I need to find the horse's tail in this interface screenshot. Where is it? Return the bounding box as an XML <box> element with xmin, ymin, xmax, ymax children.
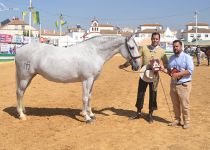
<box><xmin>15</xmin><ymin>59</ymin><xmax>19</xmax><ymax>94</ymax></box>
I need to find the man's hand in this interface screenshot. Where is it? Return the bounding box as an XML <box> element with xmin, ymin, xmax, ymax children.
<box><xmin>159</xmin><ymin>64</ymin><xmax>168</xmax><ymax>73</ymax></box>
<box><xmin>171</xmin><ymin>72</ymin><xmax>181</xmax><ymax>80</ymax></box>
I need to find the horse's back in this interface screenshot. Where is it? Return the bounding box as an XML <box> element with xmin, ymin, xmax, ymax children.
<box><xmin>16</xmin><ymin>43</ymin><xmax>44</xmax><ymax>62</ymax></box>
<box><xmin>15</xmin><ymin>43</ymin><xmax>103</xmax><ymax>83</ymax></box>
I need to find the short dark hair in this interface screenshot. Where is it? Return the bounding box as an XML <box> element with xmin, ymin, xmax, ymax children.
<box><xmin>151</xmin><ymin>32</ymin><xmax>160</xmax><ymax>39</ymax></box>
<box><xmin>173</xmin><ymin>40</ymin><xmax>182</xmax><ymax>46</ymax></box>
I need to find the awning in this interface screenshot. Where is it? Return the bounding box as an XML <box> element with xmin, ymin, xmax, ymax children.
<box><xmin>183</xmin><ymin>40</ymin><xmax>210</xmax><ymax>47</ymax></box>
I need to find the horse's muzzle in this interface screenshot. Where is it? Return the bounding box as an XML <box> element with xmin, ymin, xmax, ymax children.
<box><xmin>132</xmin><ymin>65</ymin><xmax>139</xmax><ymax>71</ymax></box>
<box><xmin>131</xmin><ymin>61</ymin><xmax>140</xmax><ymax>71</ymax></box>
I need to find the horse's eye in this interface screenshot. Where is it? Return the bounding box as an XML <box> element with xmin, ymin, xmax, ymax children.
<box><xmin>129</xmin><ymin>46</ymin><xmax>134</xmax><ymax>50</ymax></box>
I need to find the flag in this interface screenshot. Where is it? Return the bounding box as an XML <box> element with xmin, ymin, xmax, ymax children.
<box><xmin>32</xmin><ymin>11</ymin><xmax>40</xmax><ymax>24</ymax></box>
<box><xmin>61</xmin><ymin>20</ymin><xmax>67</xmax><ymax>26</ymax></box>
<box><xmin>22</xmin><ymin>11</ymin><xmax>28</xmax><ymax>21</ymax></box>
<box><xmin>55</xmin><ymin>20</ymin><xmax>67</xmax><ymax>29</ymax></box>
<box><xmin>55</xmin><ymin>20</ymin><xmax>59</xmax><ymax>29</ymax></box>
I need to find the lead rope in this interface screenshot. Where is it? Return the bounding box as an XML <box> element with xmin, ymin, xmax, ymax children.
<box><xmin>121</xmin><ymin>68</ymin><xmax>143</xmax><ymax>73</ymax></box>
<box><xmin>159</xmin><ymin>75</ymin><xmax>173</xmax><ymax>121</ymax></box>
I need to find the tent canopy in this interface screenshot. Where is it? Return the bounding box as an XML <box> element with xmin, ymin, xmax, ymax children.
<box><xmin>183</xmin><ymin>40</ymin><xmax>210</xmax><ymax>47</ymax></box>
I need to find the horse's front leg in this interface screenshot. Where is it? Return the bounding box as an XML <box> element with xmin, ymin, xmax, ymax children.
<box><xmin>82</xmin><ymin>78</ymin><xmax>94</xmax><ymax>123</ymax></box>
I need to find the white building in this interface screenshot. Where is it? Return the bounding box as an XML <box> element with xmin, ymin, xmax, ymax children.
<box><xmin>68</xmin><ymin>25</ymin><xmax>86</xmax><ymax>44</ymax></box>
<box><xmin>134</xmin><ymin>24</ymin><xmax>164</xmax><ymax>46</ymax></box>
<box><xmin>0</xmin><ymin>17</ymin><xmax>39</xmax><ymax>54</ymax></box>
<box><xmin>0</xmin><ymin>17</ymin><xmax>39</xmax><ymax>37</ymax></box>
<box><xmin>121</xmin><ymin>27</ymin><xmax>134</xmax><ymax>33</ymax></box>
<box><xmin>83</xmin><ymin>19</ymin><xmax>120</xmax><ymax>40</ymax></box>
<box><xmin>181</xmin><ymin>22</ymin><xmax>210</xmax><ymax>42</ymax></box>
<box><xmin>40</xmin><ymin>25</ymin><xmax>86</xmax><ymax>47</ymax></box>
<box><xmin>40</xmin><ymin>30</ymin><xmax>71</xmax><ymax>47</ymax></box>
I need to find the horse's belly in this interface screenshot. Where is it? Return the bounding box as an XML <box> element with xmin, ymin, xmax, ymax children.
<box><xmin>38</xmin><ymin>69</ymin><xmax>81</xmax><ymax>83</ymax></box>
<box><xmin>35</xmin><ymin>56</ymin><xmax>101</xmax><ymax>83</ymax></box>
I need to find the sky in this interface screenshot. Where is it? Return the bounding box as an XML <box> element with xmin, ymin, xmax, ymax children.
<box><xmin>0</xmin><ymin>0</ymin><xmax>210</xmax><ymax>31</ymax></box>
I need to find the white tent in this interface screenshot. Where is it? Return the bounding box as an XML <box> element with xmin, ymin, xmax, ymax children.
<box><xmin>161</xmin><ymin>27</ymin><xmax>177</xmax><ymax>43</ymax></box>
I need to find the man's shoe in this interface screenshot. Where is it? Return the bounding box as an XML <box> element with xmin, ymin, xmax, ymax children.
<box><xmin>129</xmin><ymin>113</ymin><xmax>141</xmax><ymax>120</ymax></box>
<box><xmin>168</xmin><ymin>121</ymin><xmax>181</xmax><ymax>127</ymax></box>
<box><xmin>148</xmin><ymin>113</ymin><xmax>153</xmax><ymax>123</ymax></box>
<box><xmin>182</xmin><ymin>123</ymin><xmax>190</xmax><ymax>129</ymax></box>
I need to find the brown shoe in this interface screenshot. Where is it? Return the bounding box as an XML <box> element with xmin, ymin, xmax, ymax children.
<box><xmin>168</xmin><ymin>121</ymin><xmax>181</xmax><ymax>127</ymax></box>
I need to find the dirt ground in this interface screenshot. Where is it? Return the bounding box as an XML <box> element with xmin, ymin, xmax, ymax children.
<box><xmin>0</xmin><ymin>56</ymin><xmax>210</xmax><ymax>150</ymax></box>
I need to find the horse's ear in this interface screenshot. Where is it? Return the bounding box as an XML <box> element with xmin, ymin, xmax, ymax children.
<box><xmin>130</xmin><ymin>33</ymin><xmax>136</xmax><ymax>39</ymax></box>
<box><xmin>126</xmin><ymin>35</ymin><xmax>131</xmax><ymax>42</ymax></box>
<box><xmin>125</xmin><ymin>36</ymin><xmax>129</xmax><ymax>43</ymax></box>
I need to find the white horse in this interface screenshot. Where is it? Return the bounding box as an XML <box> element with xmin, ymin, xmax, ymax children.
<box><xmin>15</xmin><ymin>35</ymin><xmax>141</xmax><ymax>123</ymax></box>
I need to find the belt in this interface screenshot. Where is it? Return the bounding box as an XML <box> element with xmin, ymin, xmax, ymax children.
<box><xmin>176</xmin><ymin>80</ymin><xmax>191</xmax><ymax>85</ymax></box>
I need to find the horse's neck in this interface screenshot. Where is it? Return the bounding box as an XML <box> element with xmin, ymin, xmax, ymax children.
<box><xmin>96</xmin><ymin>36</ymin><xmax>125</xmax><ymax>62</ymax></box>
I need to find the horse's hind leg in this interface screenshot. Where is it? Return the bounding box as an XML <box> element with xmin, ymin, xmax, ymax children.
<box><xmin>16</xmin><ymin>72</ymin><xmax>35</xmax><ymax>120</ymax></box>
<box><xmin>87</xmin><ymin>81</ymin><xmax>95</xmax><ymax>120</ymax></box>
<box><xmin>82</xmin><ymin>78</ymin><xmax>94</xmax><ymax>123</ymax></box>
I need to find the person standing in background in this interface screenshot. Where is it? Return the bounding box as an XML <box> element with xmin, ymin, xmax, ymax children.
<box><xmin>195</xmin><ymin>46</ymin><xmax>201</xmax><ymax>66</ymax></box>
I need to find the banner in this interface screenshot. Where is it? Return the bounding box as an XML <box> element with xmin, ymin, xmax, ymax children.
<box><xmin>22</xmin><ymin>11</ymin><xmax>28</xmax><ymax>21</ymax></box>
<box><xmin>32</xmin><ymin>11</ymin><xmax>40</xmax><ymax>24</ymax></box>
<box><xmin>0</xmin><ymin>34</ymin><xmax>12</xmax><ymax>43</ymax></box>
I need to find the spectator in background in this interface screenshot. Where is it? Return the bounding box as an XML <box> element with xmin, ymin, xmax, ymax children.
<box><xmin>9</xmin><ymin>47</ymin><xmax>13</xmax><ymax>54</ymax></box>
<box><xmin>205</xmin><ymin>47</ymin><xmax>210</xmax><ymax>66</ymax></box>
<box><xmin>195</xmin><ymin>46</ymin><xmax>201</xmax><ymax>66</ymax></box>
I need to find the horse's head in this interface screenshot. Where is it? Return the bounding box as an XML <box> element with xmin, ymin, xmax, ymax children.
<box><xmin>121</xmin><ymin>35</ymin><xmax>141</xmax><ymax>71</ymax></box>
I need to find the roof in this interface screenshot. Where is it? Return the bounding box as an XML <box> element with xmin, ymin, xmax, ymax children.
<box><xmin>0</xmin><ymin>18</ymin><xmax>28</xmax><ymax>29</ymax></box>
<box><xmin>8</xmin><ymin>18</ymin><xmax>28</xmax><ymax>25</ymax></box>
<box><xmin>68</xmin><ymin>28</ymin><xmax>79</xmax><ymax>32</ymax></box>
<box><xmin>120</xmin><ymin>31</ymin><xmax>133</xmax><ymax>37</ymax></box>
<box><xmin>183</xmin><ymin>28</ymin><xmax>210</xmax><ymax>33</ymax></box>
<box><xmin>141</xmin><ymin>24</ymin><xmax>162</xmax><ymax>26</ymax></box>
<box><xmin>137</xmin><ymin>29</ymin><xmax>164</xmax><ymax>34</ymax></box>
<box><xmin>98</xmin><ymin>24</ymin><xmax>114</xmax><ymax>27</ymax></box>
<box><xmin>186</xmin><ymin>22</ymin><xmax>209</xmax><ymax>26</ymax></box>
<box><xmin>100</xmin><ymin>30</ymin><xmax>118</xmax><ymax>34</ymax></box>
<box><xmin>41</xmin><ymin>30</ymin><xmax>66</xmax><ymax>36</ymax></box>
<box><xmin>68</xmin><ymin>27</ymin><xmax>85</xmax><ymax>32</ymax></box>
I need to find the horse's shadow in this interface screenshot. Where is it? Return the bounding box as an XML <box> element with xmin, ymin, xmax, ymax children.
<box><xmin>95</xmin><ymin>107</ymin><xmax>170</xmax><ymax>124</ymax></box>
<box><xmin>3</xmin><ymin>107</ymin><xmax>84</xmax><ymax>122</ymax></box>
<box><xmin>3</xmin><ymin>106</ymin><xmax>170</xmax><ymax>124</ymax></box>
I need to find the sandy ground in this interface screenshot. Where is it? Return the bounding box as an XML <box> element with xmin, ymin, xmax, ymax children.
<box><xmin>0</xmin><ymin>56</ymin><xmax>210</xmax><ymax>150</ymax></box>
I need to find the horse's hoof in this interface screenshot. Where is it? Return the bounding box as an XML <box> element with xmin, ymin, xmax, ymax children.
<box><xmin>90</xmin><ymin>116</ymin><xmax>96</xmax><ymax>120</ymax></box>
<box><xmin>86</xmin><ymin>119</ymin><xmax>93</xmax><ymax>124</ymax></box>
<box><xmin>19</xmin><ymin>114</ymin><xmax>27</xmax><ymax>120</ymax></box>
